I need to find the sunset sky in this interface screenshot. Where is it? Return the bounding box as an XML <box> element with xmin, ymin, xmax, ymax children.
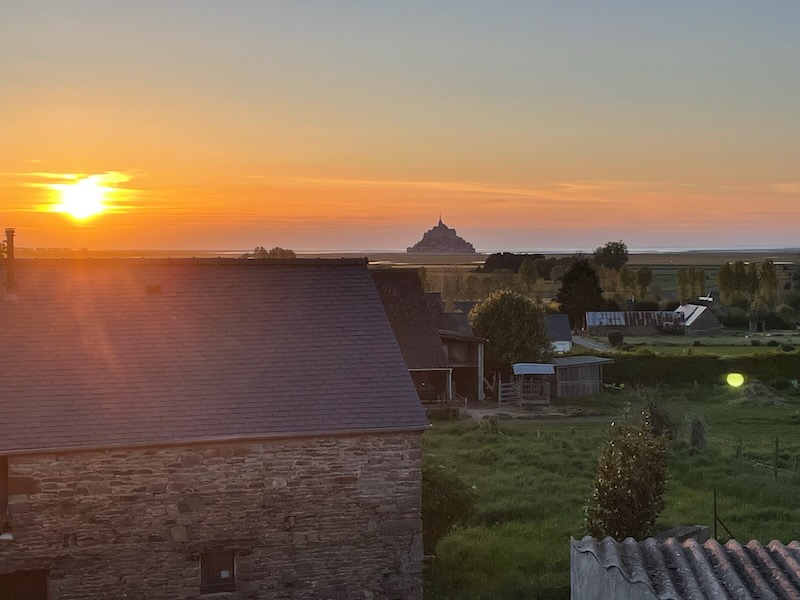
<box><xmin>2</xmin><ymin>2</ymin><xmax>799</xmax><ymax>252</ymax></box>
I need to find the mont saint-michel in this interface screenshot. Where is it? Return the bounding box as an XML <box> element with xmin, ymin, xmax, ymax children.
<box><xmin>406</xmin><ymin>218</ymin><xmax>476</xmax><ymax>253</ymax></box>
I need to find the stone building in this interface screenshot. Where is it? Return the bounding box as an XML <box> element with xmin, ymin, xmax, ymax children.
<box><xmin>0</xmin><ymin>256</ymin><xmax>428</xmax><ymax>600</ymax></box>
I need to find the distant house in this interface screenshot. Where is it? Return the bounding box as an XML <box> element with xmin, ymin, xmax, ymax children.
<box><xmin>545</xmin><ymin>313</ymin><xmax>573</xmax><ymax>353</ymax></box>
<box><xmin>373</xmin><ymin>269</ymin><xmax>453</xmax><ymax>403</ymax></box>
<box><xmin>675</xmin><ymin>303</ymin><xmax>723</xmax><ymax>336</ymax></box>
<box><xmin>572</xmin><ymin>535</ymin><xmax>800</xmax><ymax>599</ymax></box>
<box><xmin>0</xmin><ymin>255</ymin><xmax>427</xmax><ymax>599</ymax></box>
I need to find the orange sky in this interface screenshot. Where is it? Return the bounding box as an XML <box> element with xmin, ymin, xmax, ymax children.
<box><xmin>3</xmin><ymin>3</ymin><xmax>800</xmax><ymax>251</ymax></box>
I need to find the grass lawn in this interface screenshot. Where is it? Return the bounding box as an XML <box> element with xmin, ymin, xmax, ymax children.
<box><xmin>424</xmin><ymin>385</ymin><xmax>800</xmax><ymax>600</ymax></box>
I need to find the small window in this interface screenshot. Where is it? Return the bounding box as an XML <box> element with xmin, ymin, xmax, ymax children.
<box><xmin>200</xmin><ymin>551</ymin><xmax>236</xmax><ymax>594</ymax></box>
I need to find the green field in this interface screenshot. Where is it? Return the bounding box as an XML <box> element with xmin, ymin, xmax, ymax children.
<box><xmin>424</xmin><ymin>385</ymin><xmax>800</xmax><ymax>600</ymax></box>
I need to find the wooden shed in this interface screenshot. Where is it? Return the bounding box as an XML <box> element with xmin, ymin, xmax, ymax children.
<box><xmin>498</xmin><ymin>363</ymin><xmax>554</xmax><ymax>406</ymax></box>
<box><xmin>551</xmin><ymin>356</ymin><xmax>614</xmax><ymax>398</ymax></box>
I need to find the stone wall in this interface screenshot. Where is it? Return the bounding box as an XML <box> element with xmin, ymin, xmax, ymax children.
<box><xmin>0</xmin><ymin>432</ymin><xmax>423</xmax><ymax>600</ymax></box>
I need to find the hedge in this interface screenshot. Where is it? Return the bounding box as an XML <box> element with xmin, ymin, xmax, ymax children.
<box><xmin>602</xmin><ymin>353</ymin><xmax>800</xmax><ymax>386</ymax></box>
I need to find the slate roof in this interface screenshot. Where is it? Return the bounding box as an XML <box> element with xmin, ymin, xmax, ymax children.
<box><xmin>371</xmin><ymin>269</ymin><xmax>450</xmax><ymax>370</ymax></box>
<box><xmin>572</xmin><ymin>535</ymin><xmax>800</xmax><ymax>600</ymax></box>
<box><xmin>0</xmin><ymin>258</ymin><xmax>428</xmax><ymax>455</ymax></box>
<box><xmin>545</xmin><ymin>313</ymin><xmax>572</xmax><ymax>342</ymax></box>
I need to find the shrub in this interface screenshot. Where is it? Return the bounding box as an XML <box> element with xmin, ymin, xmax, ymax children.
<box><xmin>692</xmin><ymin>340</ymin><xmax>703</xmax><ymax>346</ymax></box>
<box><xmin>607</xmin><ymin>330</ymin><xmax>625</xmax><ymax>347</ymax></box>
<box><xmin>586</xmin><ymin>418</ymin><xmax>668</xmax><ymax>541</ymax></box>
<box><xmin>767</xmin><ymin>340</ymin><xmax>780</xmax><ymax>347</ymax></box>
<box><xmin>422</xmin><ymin>459</ymin><xmax>475</xmax><ymax>554</ymax></box>
<box><xmin>751</xmin><ymin>339</ymin><xmax>762</xmax><ymax>346</ymax></box>
<box><xmin>782</xmin><ymin>344</ymin><xmax>796</xmax><ymax>352</ymax></box>
<box><xmin>644</xmin><ymin>402</ymin><xmax>673</xmax><ymax>440</ymax></box>
<box><xmin>690</xmin><ymin>417</ymin><xmax>706</xmax><ymax>450</ymax></box>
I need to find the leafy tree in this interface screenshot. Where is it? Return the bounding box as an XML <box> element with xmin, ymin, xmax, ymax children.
<box><xmin>749</xmin><ymin>297</ymin><xmax>769</xmax><ymax>322</ymax></box>
<box><xmin>519</xmin><ymin>258</ymin><xmax>538</xmax><ymax>291</ymax></box>
<box><xmin>746</xmin><ymin>262</ymin><xmax>759</xmax><ymax>300</ymax></box>
<box><xmin>619</xmin><ymin>266</ymin><xmax>636</xmax><ymax>299</ymax></box>
<box><xmin>586</xmin><ymin>413</ymin><xmax>668</xmax><ymax>541</ymax></box>
<box><xmin>635</xmin><ymin>266</ymin><xmax>652</xmax><ymax>299</ymax></box>
<box><xmin>677</xmin><ymin>267</ymin><xmax>706</xmax><ymax>301</ymax></box>
<box><xmin>759</xmin><ymin>259</ymin><xmax>778</xmax><ymax>306</ymax></box>
<box><xmin>718</xmin><ymin>262</ymin><xmax>734</xmax><ymax>303</ymax></box>
<box><xmin>469</xmin><ymin>289</ymin><xmax>552</xmax><ymax>374</ymax></box>
<box><xmin>548</xmin><ymin>264</ymin><xmax>565</xmax><ymax>281</ymax></box>
<box><xmin>557</xmin><ymin>257</ymin><xmax>604</xmax><ymax>329</ymax></box>
<box><xmin>593</xmin><ymin>240</ymin><xmax>629</xmax><ymax>271</ymax></box>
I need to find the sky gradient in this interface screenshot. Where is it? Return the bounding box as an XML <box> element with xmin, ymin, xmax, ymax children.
<box><xmin>2</xmin><ymin>2</ymin><xmax>799</xmax><ymax>251</ymax></box>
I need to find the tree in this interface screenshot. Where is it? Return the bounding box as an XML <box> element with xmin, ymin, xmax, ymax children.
<box><xmin>586</xmin><ymin>412</ymin><xmax>668</xmax><ymax>541</ymax></box>
<box><xmin>593</xmin><ymin>240</ymin><xmax>629</xmax><ymax>271</ymax></box>
<box><xmin>519</xmin><ymin>258</ymin><xmax>538</xmax><ymax>291</ymax></box>
<box><xmin>718</xmin><ymin>262</ymin><xmax>734</xmax><ymax>303</ymax></box>
<box><xmin>619</xmin><ymin>266</ymin><xmax>636</xmax><ymax>299</ymax></box>
<box><xmin>635</xmin><ymin>266</ymin><xmax>652</xmax><ymax>299</ymax></box>
<box><xmin>557</xmin><ymin>257</ymin><xmax>605</xmax><ymax>329</ymax></box>
<box><xmin>239</xmin><ymin>246</ymin><xmax>296</xmax><ymax>259</ymax></box>
<box><xmin>759</xmin><ymin>259</ymin><xmax>778</xmax><ymax>306</ymax></box>
<box><xmin>469</xmin><ymin>289</ymin><xmax>552</xmax><ymax>374</ymax></box>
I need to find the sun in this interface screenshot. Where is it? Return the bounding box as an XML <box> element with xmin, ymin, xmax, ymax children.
<box><xmin>53</xmin><ymin>176</ymin><xmax>110</xmax><ymax>220</ymax></box>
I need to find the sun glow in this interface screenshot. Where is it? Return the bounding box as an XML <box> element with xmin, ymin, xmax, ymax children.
<box><xmin>53</xmin><ymin>176</ymin><xmax>110</xmax><ymax>220</ymax></box>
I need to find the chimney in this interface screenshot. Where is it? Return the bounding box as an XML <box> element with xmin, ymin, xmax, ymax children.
<box><xmin>4</xmin><ymin>228</ymin><xmax>15</xmax><ymax>293</ymax></box>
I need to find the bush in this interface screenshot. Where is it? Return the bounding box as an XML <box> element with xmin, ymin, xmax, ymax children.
<box><xmin>782</xmin><ymin>344</ymin><xmax>796</xmax><ymax>352</ymax></box>
<box><xmin>422</xmin><ymin>459</ymin><xmax>475</xmax><ymax>554</ymax></box>
<box><xmin>690</xmin><ymin>417</ymin><xmax>706</xmax><ymax>450</ymax></box>
<box><xmin>692</xmin><ymin>340</ymin><xmax>703</xmax><ymax>347</ymax></box>
<box><xmin>750</xmin><ymin>339</ymin><xmax>762</xmax><ymax>346</ymax></box>
<box><xmin>586</xmin><ymin>418</ymin><xmax>668</xmax><ymax>541</ymax></box>
<box><xmin>767</xmin><ymin>340</ymin><xmax>780</xmax><ymax>347</ymax></box>
<box><xmin>607</xmin><ymin>330</ymin><xmax>625</xmax><ymax>347</ymax></box>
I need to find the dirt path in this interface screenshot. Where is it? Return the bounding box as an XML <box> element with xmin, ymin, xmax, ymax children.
<box><xmin>461</xmin><ymin>406</ymin><xmax>619</xmax><ymax>424</ymax></box>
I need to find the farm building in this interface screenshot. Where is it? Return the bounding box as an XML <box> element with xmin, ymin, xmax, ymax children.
<box><xmin>439</xmin><ymin>330</ymin><xmax>486</xmax><ymax>404</ymax></box>
<box><xmin>373</xmin><ymin>269</ymin><xmax>453</xmax><ymax>403</ymax></box>
<box><xmin>0</xmin><ymin>254</ymin><xmax>427</xmax><ymax>600</ymax></box>
<box><xmin>586</xmin><ymin>311</ymin><xmax>684</xmax><ymax>336</ymax></box>
<box><xmin>545</xmin><ymin>313</ymin><xmax>573</xmax><ymax>353</ymax></box>
<box><xmin>571</xmin><ymin>535</ymin><xmax>800</xmax><ymax>599</ymax></box>
<box><xmin>551</xmin><ymin>356</ymin><xmax>614</xmax><ymax>398</ymax></box>
<box><xmin>675</xmin><ymin>303</ymin><xmax>723</xmax><ymax>336</ymax></box>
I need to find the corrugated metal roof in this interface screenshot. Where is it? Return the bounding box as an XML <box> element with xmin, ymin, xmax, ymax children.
<box><xmin>552</xmin><ymin>356</ymin><xmax>614</xmax><ymax>367</ymax></box>
<box><xmin>513</xmin><ymin>363</ymin><xmax>555</xmax><ymax>375</ymax></box>
<box><xmin>572</xmin><ymin>535</ymin><xmax>800</xmax><ymax>599</ymax></box>
<box><xmin>586</xmin><ymin>311</ymin><xmax>685</xmax><ymax>328</ymax></box>
<box><xmin>675</xmin><ymin>304</ymin><xmax>706</xmax><ymax>327</ymax></box>
<box><xmin>0</xmin><ymin>259</ymin><xmax>428</xmax><ymax>454</ymax></box>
